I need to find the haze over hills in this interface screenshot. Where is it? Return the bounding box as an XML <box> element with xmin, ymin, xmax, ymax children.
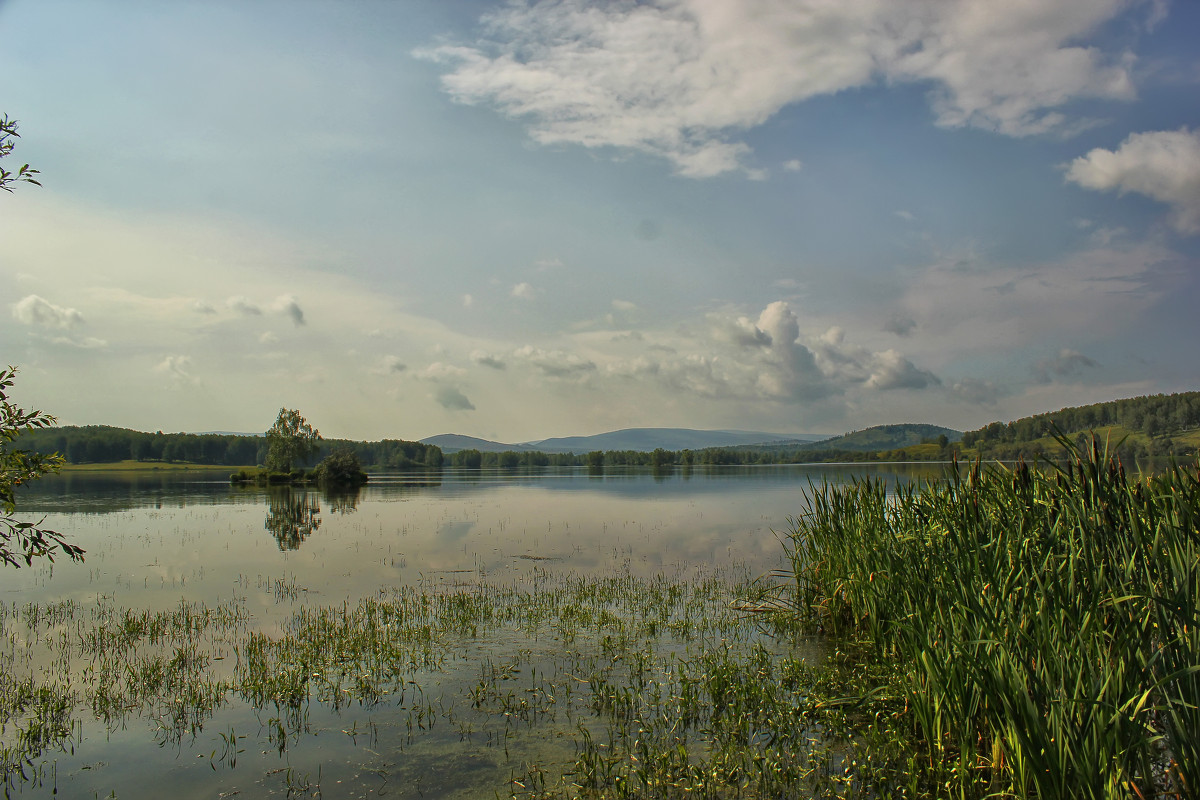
<box><xmin>422</xmin><ymin>428</ymin><xmax>831</xmax><ymax>454</ymax></box>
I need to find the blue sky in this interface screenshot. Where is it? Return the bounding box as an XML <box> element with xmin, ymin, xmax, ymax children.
<box><xmin>2</xmin><ymin>0</ymin><xmax>1198</xmax><ymax>442</ymax></box>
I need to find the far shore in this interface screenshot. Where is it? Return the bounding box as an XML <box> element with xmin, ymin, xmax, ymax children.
<box><xmin>59</xmin><ymin>461</ymin><xmax>256</xmax><ymax>472</ymax></box>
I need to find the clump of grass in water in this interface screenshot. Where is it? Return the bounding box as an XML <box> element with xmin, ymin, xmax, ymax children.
<box><xmin>772</xmin><ymin>438</ymin><xmax>1199</xmax><ymax>799</ymax></box>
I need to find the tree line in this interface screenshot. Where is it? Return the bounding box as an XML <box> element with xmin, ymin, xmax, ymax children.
<box><xmin>16</xmin><ymin>425</ymin><xmax>442</xmax><ymax>470</ymax></box>
<box><xmin>961</xmin><ymin>391</ymin><xmax>1200</xmax><ymax>459</ymax></box>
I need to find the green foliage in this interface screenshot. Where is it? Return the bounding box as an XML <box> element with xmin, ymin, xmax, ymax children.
<box><xmin>962</xmin><ymin>390</ymin><xmax>1200</xmax><ymax>459</ymax></box>
<box><xmin>312</xmin><ymin>448</ymin><xmax>368</xmax><ymax>487</ymax></box>
<box><xmin>0</xmin><ymin>116</ymin><xmax>41</xmax><ymax>193</ymax></box>
<box><xmin>775</xmin><ymin>442</ymin><xmax>1200</xmax><ymax>798</ymax></box>
<box><xmin>264</xmin><ymin>408</ymin><xmax>321</xmax><ymax>473</ymax></box>
<box><xmin>0</xmin><ymin>367</ymin><xmax>84</xmax><ymax>567</ymax></box>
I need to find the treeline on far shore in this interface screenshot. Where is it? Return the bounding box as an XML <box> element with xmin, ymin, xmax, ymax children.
<box><xmin>442</xmin><ymin>444</ymin><xmax>956</xmax><ymax>469</ymax></box>
<box><xmin>17</xmin><ymin>425</ymin><xmax>443</xmax><ymax>470</ymax></box>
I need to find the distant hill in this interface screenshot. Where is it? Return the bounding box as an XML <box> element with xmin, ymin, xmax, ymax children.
<box><xmin>423</xmin><ymin>428</ymin><xmax>830</xmax><ymax>454</ymax></box>
<box><xmin>526</xmin><ymin>428</ymin><xmax>827</xmax><ymax>454</ymax></box>
<box><xmin>798</xmin><ymin>424</ymin><xmax>962</xmax><ymax>453</ymax></box>
<box><xmin>420</xmin><ymin>434</ymin><xmax>537</xmax><ymax>454</ymax></box>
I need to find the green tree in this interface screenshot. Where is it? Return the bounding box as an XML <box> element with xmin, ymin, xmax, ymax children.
<box><xmin>312</xmin><ymin>448</ymin><xmax>367</xmax><ymax>487</ymax></box>
<box><xmin>0</xmin><ymin>116</ymin><xmax>41</xmax><ymax>193</ymax></box>
<box><xmin>265</xmin><ymin>408</ymin><xmax>321</xmax><ymax>473</ymax></box>
<box><xmin>1</xmin><ymin>367</ymin><xmax>84</xmax><ymax>567</ymax></box>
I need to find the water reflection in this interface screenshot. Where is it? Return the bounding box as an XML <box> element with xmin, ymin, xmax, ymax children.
<box><xmin>324</xmin><ymin>486</ymin><xmax>361</xmax><ymax>515</ymax></box>
<box><xmin>264</xmin><ymin>488</ymin><xmax>321</xmax><ymax>550</ymax></box>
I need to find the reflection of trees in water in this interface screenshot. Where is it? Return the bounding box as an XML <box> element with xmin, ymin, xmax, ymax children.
<box><xmin>324</xmin><ymin>487</ymin><xmax>361</xmax><ymax>515</ymax></box>
<box><xmin>265</xmin><ymin>489</ymin><xmax>321</xmax><ymax>550</ymax></box>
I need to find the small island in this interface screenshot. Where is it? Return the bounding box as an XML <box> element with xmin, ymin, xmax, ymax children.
<box><xmin>230</xmin><ymin>409</ymin><xmax>368</xmax><ymax>488</ymax></box>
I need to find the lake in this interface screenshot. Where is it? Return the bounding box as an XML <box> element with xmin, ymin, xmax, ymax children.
<box><xmin>3</xmin><ymin>464</ymin><xmax>940</xmax><ymax>798</ymax></box>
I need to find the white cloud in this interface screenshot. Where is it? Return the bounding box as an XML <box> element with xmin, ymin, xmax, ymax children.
<box><xmin>192</xmin><ymin>300</ymin><xmax>217</xmax><ymax>314</ymax></box>
<box><xmin>514</xmin><ymin>345</ymin><xmax>597</xmax><ymax>378</ymax></box>
<box><xmin>612</xmin><ymin>299</ymin><xmax>639</xmax><ymax>312</ymax></box>
<box><xmin>421</xmin><ymin>0</ymin><xmax>1145</xmax><ymax>177</ymax></box>
<box><xmin>435</xmin><ymin>386</ymin><xmax>476</xmax><ymax>412</ymax></box>
<box><xmin>258</xmin><ymin>331</ymin><xmax>279</xmax><ymax>345</ymax></box>
<box><xmin>783</xmin><ymin>159</ymin><xmax>803</xmax><ymax>172</ymax></box>
<box><xmin>950</xmin><ymin>377</ymin><xmax>1002</xmax><ymax>405</ymax></box>
<box><xmin>226</xmin><ymin>296</ymin><xmax>262</xmax><ymax>315</ymax></box>
<box><xmin>12</xmin><ymin>295</ymin><xmax>84</xmax><ymax>328</ymax></box>
<box><xmin>535</xmin><ymin>257</ymin><xmax>564</xmax><ymax>270</ymax></box>
<box><xmin>462</xmin><ymin>294</ymin><xmax>474</xmax><ymax>308</ymax></box>
<box><xmin>155</xmin><ymin>354</ymin><xmax>198</xmax><ymax>384</ymax></box>
<box><xmin>511</xmin><ymin>282</ymin><xmax>536</xmax><ymax>299</ymax></box>
<box><xmin>1065</xmin><ymin>128</ymin><xmax>1200</xmax><ymax>234</ymax></box>
<box><xmin>471</xmin><ymin>350</ymin><xmax>507</xmax><ymax>370</ymax></box>
<box><xmin>883</xmin><ymin>315</ymin><xmax>917</xmax><ymax>336</ymax></box>
<box><xmin>49</xmin><ymin>336</ymin><xmax>107</xmax><ymax>349</ymax></box>
<box><xmin>1032</xmin><ymin>348</ymin><xmax>1099</xmax><ymax>383</ymax></box>
<box><xmin>419</xmin><ymin>362</ymin><xmax>467</xmax><ymax>380</ymax></box>
<box><xmin>864</xmin><ymin>349</ymin><xmax>941</xmax><ymax>391</ymax></box>
<box><xmin>375</xmin><ymin>355</ymin><xmax>407</xmax><ymax>374</ymax></box>
<box><xmin>272</xmin><ymin>294</ymin><xmax>306</xmax><ymax>326</ymax></box>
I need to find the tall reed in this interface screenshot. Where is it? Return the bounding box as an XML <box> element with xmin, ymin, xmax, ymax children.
<box><xmin>778</xmin><ymin>441</ymin><xmax>1199</xmax><ymax>799</ymax></box>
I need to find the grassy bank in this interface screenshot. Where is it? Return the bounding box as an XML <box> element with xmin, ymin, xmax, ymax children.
<box><xmin>776</xmin><ymin>441</ymin><xmax>1199</xmax><ymax>798</ymax></box>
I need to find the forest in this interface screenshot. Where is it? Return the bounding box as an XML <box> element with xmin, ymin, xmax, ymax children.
<box><xmin>16</xmin><ymin>425</ymin><xmax>443</xmax><ymax>471</ymax></box>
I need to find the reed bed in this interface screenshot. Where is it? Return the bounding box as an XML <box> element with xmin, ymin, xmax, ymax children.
<box><xmin>777</xmin><ymin>441</ymin><xmax>1199</xmax><ymax>799</ymax></box>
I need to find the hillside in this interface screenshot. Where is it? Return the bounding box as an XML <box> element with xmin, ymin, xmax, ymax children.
<box><xmin>960</xmin><ymin>391</ymin><xmax>1200</xmax><ymax>460</ymax></box>
<box><xmin>799</xmin><ymin>423</ymin><xmax>961</xmax><ymax>453</ymax></box>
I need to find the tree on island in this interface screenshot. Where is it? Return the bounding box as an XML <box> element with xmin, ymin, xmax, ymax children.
<box><xmin>265</xmin><ymin>408</ymin><xmax>321</xmax><ymax>473</ymax></box>
<box><xmin>1</xmin><ymin>367</ymin><xmax>85</xmax><ymax>567</ymax></box>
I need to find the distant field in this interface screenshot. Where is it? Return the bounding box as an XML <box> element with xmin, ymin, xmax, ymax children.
<box><xmin>59</xmin><ymin>461</ymin><xmax>255</xmax><ymax>472</ymax></box>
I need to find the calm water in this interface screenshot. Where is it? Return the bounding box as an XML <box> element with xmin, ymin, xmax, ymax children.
<box><xmin>4</xmin><ymin>464</ymin><xmax>940</xmax><ymax>798</ymax></box>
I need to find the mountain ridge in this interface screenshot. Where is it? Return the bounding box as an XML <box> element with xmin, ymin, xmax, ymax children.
<box><xmin>424</xmin><ymin>427</ymin><xmax>832</xmax><ymax>454</ymax></box>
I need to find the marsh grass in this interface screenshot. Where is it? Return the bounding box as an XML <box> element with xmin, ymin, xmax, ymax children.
<box><xmin>774</xmin><ymin>440</ymin><xmax>1199</xmax><ymax>799</ymax></box>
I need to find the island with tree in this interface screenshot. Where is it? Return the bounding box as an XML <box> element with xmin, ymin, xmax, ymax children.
<box><xmin>230</xmin><ymin>408</ymin><xmax>368</xmax><ymax>488</ymax></box>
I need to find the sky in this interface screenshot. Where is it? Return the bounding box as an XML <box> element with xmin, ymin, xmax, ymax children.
<box><xmin>2</xmin><ymin>0</ymin><xmax>1198</xmax><ymax>443</ymax></box>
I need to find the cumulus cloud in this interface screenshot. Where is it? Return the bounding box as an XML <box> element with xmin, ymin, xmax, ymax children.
<box><xmin>419</xmin><ymin>362</ymin><xmax>468</xmax><ymax>380</ymax></box>
<box><xmin>12</xmin><ymin>295</ymin><xmax>84</xmax><ymax>328</ymax></box>
<box><xmin>950</xmin><ymin>378</ymin><xmax>1002</xmax><ymax>405</ymax></box>
<box><xmin>612</xmin><ymin>299</ymin><xmax>639</xmax><ymax>312</ymax></box>
<box><xmin>421</xmin><ymin>0</ymin><xmax>1144</xmax><ymax>177</ymax></box>
<box><xmin>883</xmin><ymin>315</ymin><xmax>917</xmax><ymax>337</ymax></box>
<box><xmin>514</xmin><ymin>345</ymin><xmax>597</xmax><ymax>378</ymax></box>
<box><xmin>155</xmin><ymin>355</ymin><xmax>198</xmax><ymax>384</ymax></box>
<box><xmin>646</xmin><ymin>302</ymin><xmax>939</xmax><ymax>403</ymax></box>
<box><xmin>511</xmin><ymin>282</ymin><xmax>536</xmax><ymax>300</ymax></box>
<box><xmin>864</xmin><ymin>349</ymin><xmax>941</xmax><ymax>391</ymax></box>
<box><xmin>435</xmin><ymin>386</ymin><xmax>476</xmax><ymax>411</ymax></box>
<box><xmin>226</xmin><ymin>296</ymin><xmax>262</xmax><ymax>315</ymax></box>
<box><xmin>1065</xmin><ymin>128</ymin><xmax>1200</xmax><ymax>234</ymax></box>
<box><xmin>1032</xmin><ymin>348</ymin><xmax>1099</xmax><ymax>383</ymax></box>
<box><xmin>711</xmin><ymin>313</ymin><xmax>773</xmax><ymax>348</ymax></box>
<box><xmin>471</xmin><ymin>350</ymin><xmax>507</xmax><ymax>370</ymax></box>
<box><xmin>783</xmin><ymin>159</ymin><xmax>803</xmax><ymax>172</ymax></box>
<box><xmin>272</xmin><ymin>294</ymin><xmax>306</xmax><ymax>326</ymax></box>
<box><xmin>374</xmin><ymin>355</ymin><xmax>407</xmax><ymax>374</ymax></box>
